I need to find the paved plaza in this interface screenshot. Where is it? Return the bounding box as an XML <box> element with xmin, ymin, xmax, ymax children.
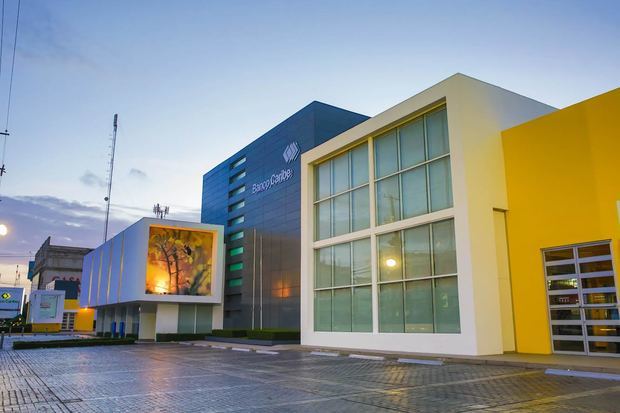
<box><xmin>0</xmin><ymin>344</ymin><xmax>619</xmax><ymax>412</ymax></box>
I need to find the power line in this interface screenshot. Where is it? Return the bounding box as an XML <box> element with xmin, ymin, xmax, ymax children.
<box><xmin>0</xmin><ymin>0</ymin><xmax>18</xmax><ymax>197</ymax></box>
<box><xmin>0</xmin><ymin>0</ymin><xmax>5</xmax><ymax>81</ymax></box>
<box><xmin>4</xmin><ymin>0</ymin><xmax>20</xmax><ymax>132</ymax></box>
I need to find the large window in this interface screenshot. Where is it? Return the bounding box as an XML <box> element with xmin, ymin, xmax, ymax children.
<box><xmin>377</xmin><ymin>219</ymin><xmax>460</xmax><ymax>333</ymax></box>
<box><xmin>374</xmin><ymin>107</ymin><xmax>452</xmax><ymax>226</ymax></box>
<box><xmin>311</xmin><ymin>105</ymin><xmax>459</xmax><ymax>337</ymax></box>
<box><xmin>314</xmin><ymin>238</ymin><xmax>372</xmax><ymax>332</ymax></box>
<box><xmin>314</xmin><ymin>144</ymin><xmax>369</xmax><ymax>240</ymax></box>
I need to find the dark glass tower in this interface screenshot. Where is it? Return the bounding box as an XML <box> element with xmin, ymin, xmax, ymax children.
<box><xmin>201</xmin><ymin>102</ymin><xmax>368</xmax><ymax>328</ymax></box>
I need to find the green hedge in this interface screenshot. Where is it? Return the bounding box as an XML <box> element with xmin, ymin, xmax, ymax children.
<box><xmin>156</xmin><ymin>333</ymin><xmax>206</xmax><ymax>342</ymax></box>
<box><xmin>247</xmin><ymin>329</ymin><xmax>300</xmax><ymax>341</ymax></box>
<box><xmin>12</xmin><ymin>338</ymin><xmax>135</xmax><ymax>350</ymax></box>
<box><xmin>210</xmin><ymin>329</ymin><xmax>246</xmax><ymax>338</ymax></box>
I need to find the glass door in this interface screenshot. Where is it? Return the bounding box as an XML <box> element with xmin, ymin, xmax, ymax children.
<box><xmin>544</xmin><ymin>241</ymin><xmax>619</xmax><ymax>357</ymax></box>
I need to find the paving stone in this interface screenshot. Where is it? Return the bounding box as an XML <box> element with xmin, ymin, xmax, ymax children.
<box><xmin>0</xmin><ymin>344</ymin><xmax>619</xmax><ymax>412</ymax></box>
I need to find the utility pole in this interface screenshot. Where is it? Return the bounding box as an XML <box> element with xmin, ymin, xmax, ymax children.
<box><xmin>103</xmin><ymin>114</ymin><xmax>118</xmax><ymax>243</ymax></box>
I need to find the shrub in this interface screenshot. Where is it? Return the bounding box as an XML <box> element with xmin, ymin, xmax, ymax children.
<box><xmin>247</xmin><ymin>329</ymin><xmax>300</xmax><ymax>341</ymax></box>
<box><xmin>156</xmin><ymin>333</ymin><xmax>206</xmax><ymax>342</ymax></box>
<box><xmin>12</xmin><ymin>338</ymin><xmax>135</xmax><ymax>350</ymax></box>
<box><xmin>210</xmin><ymin>329</ymin><xmax>246</xmax><ymax>338</ymax></box>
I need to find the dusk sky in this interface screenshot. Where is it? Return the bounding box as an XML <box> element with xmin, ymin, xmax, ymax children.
<box><xmin>0</xmin><ymin>0</ymin><xmax>618</xmax><ymax>286</ymax></box>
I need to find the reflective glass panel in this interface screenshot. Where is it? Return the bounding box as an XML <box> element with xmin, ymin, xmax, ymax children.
<box><xmin>316</xmin><ymin>161</ymin><xmax>331</xmax><ymax>200</ymax></box>
<box><xmin>546</xmin><ymin>264</ymin><xmax>576</xmax><ymax>276</ymax></box>
<box><xmin>579</xmin><ymin>260</ymin><xmax>613</xmax><ymax>273</ymax></box>
<box><xmin>333</xmin><ymin>243</ymin><xmax>351</xmax><ymax>287</ymax></box>
<box><xmin>553</xmin><ymin>340</ymin><xmax>584</xmax><ymax>352</ymax></box>
<box><xmin>429</xmin><ymin>157</ymin><xmax>453</xmax><ymax>211</ymax></box>
<box><xmin>332</xmin><ymin>288</ymin><xmax>352</xmax><ymax>332</ymax></box>
<box><xmin>378</xmin><ymin>232</ymin><xmax>403</xmax><ymax>281</ymax></box>
<box><xmin>352</xmin><ymin>239</ymin><xmax>371</xmax><ymax>285</ymax></box>
<box><xmin>379</xmin><ymin>283</ymin><xmax>404</xmax><ymax>332</ymax></box>
<box><xmin>578</xmin><ymin>244</ymin><xmax>610</xmax><ymax>258</ymax></box>
<box><xmin>404</xmin><ymin>225</ymin><xmax>431</xmax><ymax>278</ymax></box>
<box><xmin>550</xmin><ymin>309</ymin><xmax>581</xmax><ymax>320</ymax></box>
<box><xmin>351</xmin><ymin>186</ymin><xmax>370</xmax><ymax>232</ymax></box>
<box><xmin>376</xmin><ymin>175</ymin><xmax>401</xmax><ymax>225</ymax></box>
<box><xmin>405</xmin><ymin>280</ymin><xmax>433</xmax><ymax>333</ymax></box>
<box><xmin>351</xmin><ymin>144</ymin><xmax>369</xmax><ymax>187</ymax></box>
<box><xmin>314</xmin><ymin>291</ymin><xmax>332</xmax><ymax>331</ymax></box>
<box><xmin>374</xmin><ymin>130</ymin><xmax>399</xmax><ymax>178</ymax></box>
<box><xmin>332</xmin><ymin>152</ymin><xmax>350</xmax><ymax>194</ymax></box>
<box><xmin>583</xmin><ymin>292</ymin><xmax>617</xmax><ymax>305</ymax></box>
<box><xmin>316</xmin><ymin>200</ymin><xmax>331</xmax><ymax>240</ymax></box>
<box><xmin>434</xmin><ymin>276</ymin><xmax>460</xmax><ymax>333</ymax></box>
<box><xmin>315</xmin><ymin>247</ymin><xmax>332</xmax><ymax>288</ymax></box>
<box><xmin>588</xmin><ymin>341</ymin><xmax>620</xmax><ymax>354</ymax></box>
<box><xmin>548</xmin><ymin>294</ymin><xmax>579</xmax><ymax>306</ymax></box>
<box><xmin>426</xmin><ymin>108</ymin><xmax>449</xmax><ymax>159</ymax></box>
<box><xmin>581</xmin><ymin>276</ymin><xmax>616</xmax><ymax>289</ymax></box>
<box><xmin>587</xmin><ymin>325</ymin><xmax>620</xmax><ymax>337</ymax></box>
<box><xmin>544</xmin><ymin>249</ymin><xmax>573</xmax><ymax>262</ymax></box>
<box><xmin>552</xmin><ymin>325</ymin><xmax>583</xmax><ymax>336</ymax></box>
<box><xmin>400</xmin><ymin>118</ymin><xmax>426</xmax><ymax>169</ymax></box>
<box><xmin>332</xmin><ymin>193</ymin><xmax>350</xmax><ymax>237</ymax></box>
<box><xmin>547</xmin><ymin>278</ymin><xmax>578</xmax><ymax>290</ymax></box>
<box><xmin>352</xmin><ymin>286</ymin><xmax>372</xmax><ymax>332</ymax></box>
<box><xmin>432</xmin><ymin>220</ymin><xmax>457</xmax><ymax>275</ymax></box>
<box><xmin>585</xmin><ymin>308</ymin><xmax>620</xmax><ymax>320</ymax></box>
<box><xmin>401</xmin><ymin>166</ymin><xmax>428</xmax><ymax>219</ymax></box>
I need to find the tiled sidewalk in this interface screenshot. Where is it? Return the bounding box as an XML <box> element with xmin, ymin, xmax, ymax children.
<box><xmin>1</xmin><ymin>343</ymin><xmax>619</xmax><ymax>412</ymax></box>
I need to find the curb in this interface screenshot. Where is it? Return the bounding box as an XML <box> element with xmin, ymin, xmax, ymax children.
<box><xmin>172</xmin><ymin>341</ymin><xmax>620</xmax><ymax>376</ymax></box>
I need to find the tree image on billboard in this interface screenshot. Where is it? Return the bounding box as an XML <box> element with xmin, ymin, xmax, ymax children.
<box><xmin>145</xmin><ymin>226</ymin><xmax>214</xmax><ymax>296</ymax></box>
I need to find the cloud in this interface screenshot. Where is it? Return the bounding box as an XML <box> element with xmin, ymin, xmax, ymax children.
<box><xmin>129</xmin><ymin>168</ymin><xmax>147</xmax><ymax>180</ymax></box>
<box><xmin>17</xmin><ymin>3</ymin><xmax>100</xmax><ymax>69</ymax></box>
<box><xmin>0</xmin><ymin>195</ymin><xmax>200</xmax><ymax>270</ymax></box>
<box><xmin>79</xmin><ymin>171</ymin><xmax>107</xmax><ymax>188</ymax></box>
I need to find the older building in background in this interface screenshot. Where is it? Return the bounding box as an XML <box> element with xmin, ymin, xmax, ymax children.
<box><xmin>30</xmin><ymin>236</ymin><xmax>92</xmax><ymax>291</ymax></box>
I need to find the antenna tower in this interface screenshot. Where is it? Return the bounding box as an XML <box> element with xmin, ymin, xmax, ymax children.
<box><xmin>103</xmin><ymin>114</ymin><xmax>118</xmax><ymax>242</ymax></box>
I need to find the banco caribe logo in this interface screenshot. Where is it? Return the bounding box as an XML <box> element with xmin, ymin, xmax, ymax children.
<box><xmin>1</xmin><ymin>292</ymin><xmax>11</xmax><ymax>299</ymax></box>
<box><xmin>282</xmin><ymin>142</ymin><xmax>300</xmax><ymax>164</ymax></box>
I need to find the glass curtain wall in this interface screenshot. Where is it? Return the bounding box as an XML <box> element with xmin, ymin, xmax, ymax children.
<box><xmin>313</xmin><ymin>104</ymin><xmax>460</xmax><ymax>334</ymax></box>
<box><xmin>315</xmin><ymin>144</ymin><xmax>370</xmax><ymax>240</ymax></box>
<box><xmin>377</xmin><ymin>219</ymin><xmax>460</xmax><ymax>333</ymax></box>
<box><xmin>374</xmin><ymin>107</ymin><xmax>452</xmax><ymax>225</ymax></box>
<box><xmin>314</xmin><ymin>238</ymin><xmax>372</xmax><ymax>332</ymax></box>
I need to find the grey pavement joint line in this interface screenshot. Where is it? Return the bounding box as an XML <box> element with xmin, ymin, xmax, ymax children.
<box><xmin>545</xmin><ymin>368</ymin><xmax>620</xmax><ymax>381</ymax></box>
<box><xmin>476</xmin><ymin>384</ymin><xmax>620</xmax><ymax>412</ymax></box>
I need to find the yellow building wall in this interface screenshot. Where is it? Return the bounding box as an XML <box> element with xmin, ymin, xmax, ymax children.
<box><xmin>502</xmin><ymin>88</ymin><xmax>620</xmax><ymax>354</ymax></box>
<box><xmin>31</xmin><ymin>323</ymin><xmax>61</xmax><ymax>333</ymax></box>
<box><xmin>64</xmin><ymin>299</ymin><xmax>95</xmax><ymax>332</ymax></box>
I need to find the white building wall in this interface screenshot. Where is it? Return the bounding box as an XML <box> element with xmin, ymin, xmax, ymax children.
<box><xmin>80</xmin><ymin>218</ymin><xmax>225</xmax><ymax>308</ymax></box>
<box><xmin>300</xmin><ymin>74</ymin><xmax>555</xmax><ymax>356</ymax></box>
<box><xmin>155</xmin><ymin>303</ymin><xmax>179</xmax><ymax>334</ymax></box>
<box><xmin>139</xmin><ymin>309</ymin><xmax>156</xmax><ymax>340</ymax></box>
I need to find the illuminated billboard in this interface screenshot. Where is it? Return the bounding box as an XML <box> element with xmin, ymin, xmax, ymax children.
<box><xmin>0</xmin><ymin>287</ymin><xmax>23</xmax><ymax>319</ymax></box>
<box><xmin>28</xmin><ymin>290</ymin><xmax>64</xmax><ymax>324</ymax></box>
<box><xmin>145</xmin><ymin>226</ymin><xmax>214</xmax><ymax>296</ymax></box>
